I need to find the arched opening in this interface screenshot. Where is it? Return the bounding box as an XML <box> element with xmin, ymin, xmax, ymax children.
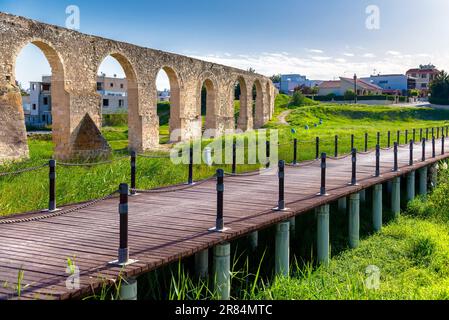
<box><xmin>200</xmin><ymin>79</ymin><xmax>216</xmax><ymax>133</ymax></box>
<box><xmin>14</xmin><ymin>41</ymin><xmax>67</xmax><ymax>155</ymax></box>
<box><xmin>253</xmin><ymin>79</ymin><xmax>263</xmax><ymax>128</ymax></box>
<box><xmin>97</xmin><ymin>53</ymin><xmax>138</xmax><ymax>152</ymax></box>
<box><xmin>156</xmin><ymin>66</ymin><xmax>180</xmax><ymax>144</ymax></box>
<box><xmin>233</xmin><ymin>77</ymin><xmax>248</xmax><ymax>130</ymax></box>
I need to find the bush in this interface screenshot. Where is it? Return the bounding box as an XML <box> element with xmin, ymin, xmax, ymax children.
<box><xmin>290</xmin><ymin>91</ymin><xmax>306</xmax><ymax>106</ymax></box>
<box><xmin>344</xmin><ymin>90</ymin><xmax>356</xmax><ymax>101</ymax></box>
<box><xmin>102</xmin><ymin>114</ymin><xmax>128</xmax><ymax>127</ymax></box>
<box><xmin>430</xmin><ymin>97</ymin><xmax>449</xmax><ymax>105</ymax></box>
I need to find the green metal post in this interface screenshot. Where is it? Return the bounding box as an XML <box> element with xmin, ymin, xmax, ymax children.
<box><xmin>248</xmin><ymin>231</ymin><xmax>258</xmax><ymax>251</ymax></box>
<box><xmin>194</xmin><ymin>249</ymin><xmax>209</xmax><ymax>279</ymax></box>
<box><xmin>289</xmin><ymin>217</ymin><xmax>296</xmax><ymax>237</ymax></box>
<box><xmin>275</xmin><ymin>221</ymin><xmax>290</xmax><ymax>277</ymax></box>
<box><xmin>372</xmin><ymin>184</ymin><xmax>383</xmax><ymax>232</ymax></box>
<box><xmin>359</xmin><ymin>189</ymin><xmax>366</xmax><ymax>203</ymax></box>
<box><xmin>419</xmin><ymin>166</ymin><xmax>428</xmax><ymax>195</ymax></box>
<box><xmin>391</xmin><ymin>177</ymin><xmax>401</xmax><ymax>218</ymax></box>
<box><xmin>213</xmin><ymin>243</ymin><xmax>231</xmax><ymax>300</ymax></box>
<box><xmin>316</xmin><ymin>205</ymin><xmax>330</xmax><ymax>265</ymax></box>
<box><xmin>338</xmin><ymin>197</ymin><xmax>347</xmax><ymax>212</ymax></box>
<box><xmin>119</xmin><ymin>278</ymin><xmax>138</xmax><ymax>300</ymax></box>
<box><xmin>406</xmin><ymin>171</ymin><xmax>415</xmax><ymax>202</ymax></box>
<box><xmin>349</xmin><ymin>193</ymin><xmax>360</xmax><ymax>249</ymax></box>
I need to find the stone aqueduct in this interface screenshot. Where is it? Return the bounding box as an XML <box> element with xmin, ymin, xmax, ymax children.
<box><xmin>0</xmin><ymin>12</ymin><xmax>275</xmax><ymax>162</ymax></box>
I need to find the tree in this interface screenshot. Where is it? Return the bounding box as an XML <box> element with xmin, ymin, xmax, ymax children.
<box><xmin>430</xmin><ymin>70</ymin><xmax>449</xmax><ymax>104</ymax></box>
<box><xmin>289</xmin><ymin>91</ymin><xmax>306</xmax><ymax>107</ymax></box>
<box><xmin>344</xmin><ymin>90</ymin><xmax>357</xmax><ymax>101</ymax></box>
<box><xmin>270</xmin><ymin>74</ymin><xmax>281</xmax><ymax>83</ymax></box>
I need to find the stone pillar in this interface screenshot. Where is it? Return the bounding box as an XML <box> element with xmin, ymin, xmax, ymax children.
<box><xmin>372</xmin><ymin>184</ymin><xmax>383</xmax><ymax>232</ymax></box>
<box><xmin>316</xmin><ymin>205</ymin><xmax>330</xmax><ymax>265</ymax></box>
<box><xmin>349</xmin><ymin>193</ymin><xmax>360</xmax><ymax>249</ymax></box>
<box><xmin>213</xmin><ymin>243</ymin><xmax>231</xmax><ymax>300</ymax></box>
<box><xmin>275</xmin><ymin>221</ymin><xmax>290</xmax><ymax>277</ymax></box>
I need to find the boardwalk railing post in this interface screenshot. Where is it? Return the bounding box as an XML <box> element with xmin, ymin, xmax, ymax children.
<box><xmin>130</xmin><ymin>151</ymin><xmax>137</xmax><ymax>195</ymax></box>
<box><xmin>274</xmin><ymin>161</ymin><xmax>287</xmax><ymax>210</ymax></box>
<box><xmin>420</xmin><ymin>128</ymin><xmax>423</xmax><ymax>142</ymax></box>
<box><xmin>188</xmin><ymin>145</ymin><xmax>194</xmax><ymax>185</ymax></box>
<box><xmin>372</xmin><ymin>184</ymin><xmax>383</xmax><ymax>232</ymax></box>
<box><xmin>375</xmin><ymin>145</ymin><xmax>380</xmax><ymax>177</ymax></box>
<box><xmin>432</xmin><ymin>127</ymin><xmax>435</xmax><ymax>140</ymax></box>
<box><xmin>110</xmin><ymin>184</ymin><xmax>137</xmax><ymax>267</ymax></box>
<box><xmin>413</xmin><ymin>129</ymin><xmax>416</xmax><ymax>142</ymax></box>
<box><xmin>392</xmin><ymin>177</ymin><xmax>401</xmax><ymax>218</ymax></box>
<box><xmin>47</xmin><ymin>160</ymin><xmax>58</xmax><ymax>212</ymax></box>
<box><xmin>397</xmin><ymin>130</ymin><xmax>400</xmax><ymax>145</ymax></box>
<box><xmin>266</xmin><ymin>141</ymin><xmax>271</xmax><ymax>168</ymax></box>
<box><xmin>405</xmin><ymin>130</ymin><xmax>408</xmax><ymax>145</ymax></box>
<box><xmin>335</xmin><ymin>135</ymin><xmax>338</xmax><ymax>158</ymax></box>
<box><xmin>349</xmin><ymin>193</ymin><xmax>360</xmax><ymax>249</ymax></box>
<box><xmin>293</xmin><ymin>139</ymin><xmax>298</xmax><ymax>165</ymax></box>
<box><xmin>437</xmin><ymin>127</ymin><xmax>440</xmax><ymax>139</ymax></box>
<box><xmin>432</xmin><ymin>136</ymin><xmax>436</xmax><ymax>158</ymax></box>
<box><xmin>232</xmin><ymin>142</ymin><xmax>237</xmax><ymax>174</ymax></box>
<box><xmin>393</xmin><ymin>142</ymin><xmax>399</xmax><ymax>172</ymax></box>
<box><xmin>316</xmin><ymin>137</ymin><xmax>320</xmax><ymax>160</ymax></box>
<box><xmin>319</xmin><ymin>153</ymin><xmax>328</xmax><ymax>196</ymax></box>
<box><xmin>316</xmin><ymin>204</ymin><xmax>330</xmax><ymax>265</ymax></box>
<box><xmin>409</xmin><ymin>140</ymin><xmax>414</xmax><ymax>166</ymax></box>
<box><xmin>426</xmin><ymin>128</ymin><xmax>429</xmax><ymax>141</ymax></box>
<box><xmin>351</xmin><ymin>134</ymin><xmax>354</xmax><ymax>151</ymax></box>
<box><xmin>377</xmin><ymin>132</ymin><xmax>380</xmax><ymax>146</ymax></box>
<box><xmin>350</xmin><ymin>148</ymin><xmax>358</xmax><ymax>185</ymax></box>
<box><xmin>422</xmin><ymin>138</ymin><xmax>426</xmax><ymax>162</ymax></box>
<box><xmin>275</xmin><ymin>221</ymin><xmax>290</xmax><ymax>277</ymax></box>
<box><xmin>213</xmin><ymin>243</ymin><xmax>231</xmax><ymax>300</ymax></box>
<box><xmin>387</xmin><ymin>131</ymin><xmax>391</xmax><ymax>148</ymax></box>
<box><xmin>446</xmin><ymin>126</ymin><xmax>448</xmax><ymax>137</ymax></box>
<box><xmin>364</xmin><ymin>133</ymin><xmax>368</xmax><ymax>152</ymax></box>
<box><xmin>209</xmin><ymin>169</ymin><xmax>227</xmax><ymax>232</ymax></box>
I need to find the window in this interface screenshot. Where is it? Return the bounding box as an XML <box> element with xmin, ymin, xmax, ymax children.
<box><xmin>421</xmin><ymin>74</ymin><xmax>427</xmax><ymax>79</ymax></box>
<box><xmin>42</xmin><ymin>115</ymin><xmax>46</xmax><ymax>122</ymax></box>
<box><xmin>97</xmin><ymin>82</ymin><xmax>103</xmax><ymax>91</ymax></box>
<box><xmin>120</xmin><ymin>84</ymin><xmax>124</xmax><ymax>89</ymax></box>
<box><xmin>32</xmin><ymin>84</ymin><xmax>36</xmax><ymax>91</ymax></box>
<box><xmin>110</xmin><ymin>83</ymin><xmax>114</xmax><ymax>88</ymax></box>
<box><xmin>42</xmin><ymin>84</ymin><xmax>50</xmax><ymax>91</ymax></box>
<box><xmin>119</xmin><ymin>99</ymin><xmax>124</xmax><ymax>107</ymax></box>
<box><xmin>421</xmin><ymin>83</ymin><xmax>427</xmax><ymax>88</ymax></box>
<box><xmin>43</xmin><ymin>97</ymin><xmax>48</xmax><ymax>105</ymax></box>
<box><xmin>32</xmin><ymin>104</ymin><xmax>37</xmax><ymax>110</ymax></box>
<box><xmin>412</xmin><ymin>73</ymin><xmax>416</xmax><ymax>78</ymax></box>
<box><xmin>103</xmin><ymin>99</ymin><xmax>109</xmax><ymax>107</ymax></box>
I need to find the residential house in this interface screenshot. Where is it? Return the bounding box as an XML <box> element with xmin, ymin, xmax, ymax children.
<box><xmin>318</xmin><ymin>77</ymin><xmax>383</xmax><ymax>96</ymax></box>
<box><xmin>361</xmin><ymin>74</ymin><xmax>417</xmax><ymax>96</ymax></box>
<box><xmin>406</xmin><ymin>64</ymin><xmax>439</xmax><ymax>95</ymax></box>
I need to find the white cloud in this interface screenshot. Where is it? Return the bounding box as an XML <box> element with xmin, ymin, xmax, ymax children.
<box><xmin>343</xmin><ymin>52</ymin><xmax>355</xmax><ymax>57</ymax></box>
<box><xmin>386</xmin><ymin>50</ymin><xmax>401</xmax><ymax>56</ymax></box>
<box><xmin>308</xmin><ymin>49</ymin><xmax>324</xmax><ymax>54</ymax></box>
<box><xmin>311</xmin><ymin>56</ymin><xmax>332</xmax><ymax>61</ymax></box>
<box><xmin>335</xmin><ymin>58</ymin><xmax>346</xmax><ymax>63</ymax></box>
<box><xmin>363</xmin><ymin>53</ymin><xmax>376</xmax><ymax>58</ymax></box>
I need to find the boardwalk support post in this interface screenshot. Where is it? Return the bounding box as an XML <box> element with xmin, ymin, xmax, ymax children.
<box><xmin>248</xmin><ymin>232</ymin><xmax>258</xmax><ymax>251</ymax></box>
<box><xmin>118</xmin><ymin>277</ymin><xmax>138</xmax><ymax>300</ymax></box>
<box><xmin>109</xmin><ymin>183</ymin><xmax>137</xmax><ymax>266</ymax></box>
<box><xmin>372</xmin><ymin>184</ymin><xmax>382</xmax><ymax>232</ymax></box>
<box><xmin>316</xmin><ymin>204</ymin><xmax>330</xmax><ymax>265</ymax></box>
<box><xmin>406</xmin><ymin>171</ymin><xmax>415</xmax><ymax>202</ymax></box>
<box><xmin>419</xmin><ymin>167</ymin><xmax>428</xmax><ymax>195</ymax></box>
<box><xmin>392</xmin><ymin>177</ymin><xmax>401</xmax><ymax>218</ymax></box>
<box><xmin>349</xmin><ymin>193</ymin><xmax>360</xmax><ymax>249</ymax></box>
<box><xmin>209</xmin><ymin>169</ymin><xmax>228</xmax><ymax>232</ymax></box>
<box><xmin>195</xmin><ymin>249</ymin><xmax>209</xmax><ymax>279</ymax></box>
<box><xmin>275</xmin><ymin>221</ymin><xmax>290</xmax><ymax>277</ymax></box>
<box><xmin>338</xmin><ymin>198</ymin><xmax>347</xmax><ymax>213</ymax></box>
<box><xmin>213</xmin><ymin>243</ymin><xmax>231</xmax><ymax>300</ymax></box>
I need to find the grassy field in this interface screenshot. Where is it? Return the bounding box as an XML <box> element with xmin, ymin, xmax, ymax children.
<box><xmin>1</xmin><ymin>94</ymin><xmax>449</xmax><ymax>216</ymax></box>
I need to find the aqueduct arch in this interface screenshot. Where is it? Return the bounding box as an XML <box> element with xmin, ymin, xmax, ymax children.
<box><xmin>0</xmin><ymin>12</ymin><xmax>275</xmax><ymax>162</ymax></box>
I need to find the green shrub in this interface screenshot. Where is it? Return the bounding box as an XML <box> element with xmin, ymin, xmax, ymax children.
<box><xmin>430</xmin><ymin>97</ymin><xmax>449</xmax><ymax>105</ymax></box>
<box><xmin>290</xmin><ymin>91</ymin><xmax>306</xmax><ymax>107</ymax></box>
<box><xmin>344</xmin><ymin>90</ymin><xmax>356</xmax><ymax>101</ymax></box>
<box><xmin>102</xmin><ymin>114</ymin><xmax>128</xmax><ymax>127</ymax></box>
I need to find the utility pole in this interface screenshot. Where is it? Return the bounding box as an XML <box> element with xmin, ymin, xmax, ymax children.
<box><xmin>354</xmin><ymin>73</ymin><xmax>358</xmax><ymax>104</ymax></box>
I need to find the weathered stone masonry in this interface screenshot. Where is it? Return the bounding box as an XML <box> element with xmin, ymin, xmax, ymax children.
<box><xmin>0</xmin><ymin>12</ymin><xmax>275</xmax><ymax>161</ymax></box>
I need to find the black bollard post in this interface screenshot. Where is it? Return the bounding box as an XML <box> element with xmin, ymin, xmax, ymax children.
<box><xmin>393</xmin><ymin>142</ymin><xmax>398</xmax><ymax>172</ymax></box>
<box><xmin>420</xmin><ymin>128</ymin><xmax>423</xmax><ymax>142</ymax></box>
<box><xmin>364</xmin><ymin>133</ymin><xmax>368</xmax><ymax>152</ymax></box>
<box><xmin>446</xmin><ymin>126</ymin><xmax>448</xmax><ymax>137</ymax></box>
<box><xmin>409</xmin><ymin>140</ymin><xmax>414</xmax><ymax>166</ymax></box>
<box><xmin>377</xmin><ymin>132</ymin><xmax>380</xmax><ymax>146</ymax></box>
<box><xmin>319</xmin><ymin>153</ymin><xmax>327</xmax><ymax>196</ymax></box>
<box><xmin>432</xmin><ymin>127</ymin><xmax>435</xmax><ymax>139</ymax></box>
<box><xmin>351</xmin><ymin>134</ymin><xmax>354</xmax><ymax>151</ymax></box>
<box><xmin>188</xmin><ymin>145</ymin><xmax>194</xmax><ymax>185</ymax></box>
<box><xmin>48</xmin><ymin>160</ymin><xmax>57</xmax><ymax>212</ymax></box>
<box><xmin>397</xmin><ymin>130</ymin><xmax>400</xmax><ymax>145</ymax></box>
<box><xmin>432</xmin><ymin>137</ymin><xmax>436</xmax><ymax>158</ymax></box>
<box><xmin>130</xmin><ymin>151</ymin><xmax>136</xmax><ymax>195</ymax></box>
<box><xmin>388</xmin><ymin>131</ymin><xmax>391</xmax><ymax>148</ymax></box>
<box><xmin>405</xmin><ymin>130</ymin><xmax>408</xmax><ymax>145</ymax></box>
<box><xmin>437</xmin><ymin>127</ymin><xmax>440</xmax><ymax>139</ymax></box>
<box><xmin>293</xmin><ymin>139</ymin><xmax>298</xmax><ymax>165</ymax></box>
<box><xmin>375</xmin><ymin>145</ymin><xmax>380</xmax><ymax>177</ymax></box>
<box><xmin>426</xmin><ymin>128</ymin><xmax>429</xmax><ymax>141</ymax></box>
<box><xmin>316</xmin><ymin>137</ymin><xmax>320</xmax><ymax>160</ymax></box>
<box><xmin>209</xmin><ymin>169</ymin><xmax>225</xmax><ymax>232</ymax></box>
<box><xmin>351</xmin><ymin>148</ymin><xmax>357</xmax><ymax>186</ymax></box>
<box><xmin>275</xmin><ymin>161</ymin><xmax>286</xmax><ymax>210</ymax></box>
<box><xmin>422</xmin><ymin>138</ymin><xmax>426</xmax><ymax>162</ymax></box>
<box><xmin>266</xmin><ymin>141</ymin><xmax>271</xmax><ymax>168</ymax></box>
<box><xmin>335</xmin><ymin>135</ymin><xmax>338</xmax><ymax>158</ymax></box>
<box><xmin>232</xmin><ymin>143</ymin><xmax>237</xmax><ymax>174</ymax></box>
<box><xmin>413</xmin><ymin>129</ymin><xmax>416</xmax><ymax>143</ymax></box>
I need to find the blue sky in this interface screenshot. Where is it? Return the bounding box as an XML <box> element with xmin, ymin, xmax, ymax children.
<box><xmin>3</xmin><ymin>0</ymin><xmax>449</xmax><ymax>89</ymax></box>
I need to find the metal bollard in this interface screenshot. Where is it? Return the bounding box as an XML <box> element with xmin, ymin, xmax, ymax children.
<box><xmin>422</xmin><ymin>138</ymin><xmax>426</xmax><ymax>162</ymax></box>
<box><xmin>335</xmin><ymin>135</ymin><xmax>338</xmax><ymax>158</ymax></box>
<box><xmin>426</xmin><ymin>128</ymin><xmax>429</xmax><ymax>141</ymax></box>
<box><xmin>420</xmin><ymin>128</ymin><xmax>423</xmax><ymax>141</ymax></box>
<box><xmin>274</xmin><ymin>161</ymin><xmax>287</xmax><ymax>210</ymax></box>
<box><xmin>397</xmin><ymin>130</ymin><xmax>400</xmax><ymax>145</ymax></box>
<box><xmin>364</xmin><ymin>133</ymin><xmax>368</xmax><ymax>152</ymax></box>
<box><xmin>405</xmin><ymin>130</ymin><xmax>408</xmax><ymax>145</ymax></box>
<box><xmin>437</xmin><ymin>127</ymin><xmax>440</xmax><ymax>139</ymax></box>
<box><xmin>316</xmin><ymin>137</ymin><xmax>320</xmax><ymax>160</ymax></box>
<box><xmin>393</xmin><ymin>142</ymin><xmax>398</xmax><ymax>172</ymax></box>
<box><xmin>188</xmin><ymin>145</ymin><xmax>194</xmax><ymax>185</ymax></box>
<box><xmin>351</xmin><ymin>134</ymin><xmax>354</xmax><ymax>151</ymax></box>
<box><xmin>432</xmin><ymin>137</ymin><xmax>436</xmax><ymax>158</ymax></box>
<box><xmin>266</xmin><ymin>141</ymin><xmax>271</xmax><ymax>168</ymax></box>
<box><xmin>375</xmin><ymin>145</ymin><xmax>380</xmax><ymax>177</ymax></box>
<box><xmin>432</xmin><ymin>128</ymin><xmax>435</xmax><ymax>139</ymax></box>
<box><xmin>48</xmin><ymin>160</ymin><xmax>58</xmax><ymax>212</ymax></box>
<box><xmin>409</xmin><ymin>140</ymin><xmax>414</xmax><ymax>166</ymax></box>
<box><xmin>387</xmin><ymin>131</ymin><xmax>391</xmax><ymax>148</ymax></box>
<box><xmin>130</xmin><ymin>151</ymin><xmax>136</xmax><ymax>195</ymax></box>
<box><xmin>350</xmin><ymin>148</ymin><xmax>357</xmax><ymax>185</ymax></box>
<box><xmin>446</xmin><ymin>126</ymin><xmax>448</xmax><ymax>137</ymax></box>
<box><xmin>209</xmin><ymin>169</ymin><xmax>227</xmax><ymax>232</ymax></box>
<box><xmin>293</xmin><ymin>139</ymin><xmax>298</xmax><ymax>165</ymax></box>
<box><xmin>377</xmin><ymin>132</ymin><xmax>380</xmax><ymax>146</ymax></box>
<box><xmin>319</xmin><ymin>153</ymin><xmax>328</xmax><ymax>196</ymax></box>
<box><xmin>232</xmin><ymin>143</ymin><xmax>237</xmax><ymax>174</ymax></box>
<box><xmin>413</xmin><ymin>129</ymin><xmax>416</xmax><ymax>142</ymax></box>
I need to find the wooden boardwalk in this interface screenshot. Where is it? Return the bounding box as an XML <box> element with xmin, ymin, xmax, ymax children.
<box><xmin>1</xmin><ymin>139</ymin><xmax>448</xmax><ymax>300</ymax></box>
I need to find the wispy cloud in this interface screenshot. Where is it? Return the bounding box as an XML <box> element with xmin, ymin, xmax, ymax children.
<box><xmin>308</xmin><ymin>49</ymin><xmax>324</xmax><ymax>54</ymax></box>
<box><xmin>311</xmin><ymin>56</ymin><xmax>332</xmax><ymax>61</ymax></box>
<box><xmin>343</xmin><ymin>52</ymin><xmax>355</xmax><ymax>57</ymax></box>
<box><xmin>363</xmin><ymin>53</ymin><xmax>376</xmax><ymax>58</ymax></box>
<box><xmin>386</xmin><ymin>50</ymin><xmax>401</xmax><ymax>56</ymax></box>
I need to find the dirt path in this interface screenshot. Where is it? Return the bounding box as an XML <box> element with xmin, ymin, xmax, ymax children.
<box><xmin>277</xmin><ymin>110</ymin><xmax>292</xmax><ymax>125</ymax></box>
